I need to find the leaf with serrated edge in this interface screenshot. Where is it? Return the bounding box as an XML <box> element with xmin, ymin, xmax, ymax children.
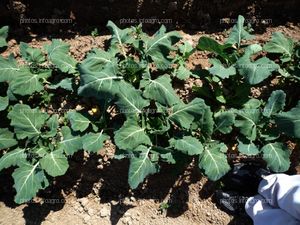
<box><xmin>116</xmin><ymin>81</ymin><xmax>150</xmax><ymax>115</ymax></box>
<box><xmin>262</xmin><ymin>142</ymin><xmax>290</xmax><ymax>172</ymax></box>
<box><xmin>128</xmin><ymin>145</ymin><xmax>159</xmax><ymax>189</ymax></box>
<box><xmin>199</xmin><ymin>143</ymin><xmax>230</xmax><ymax>181</ymax></box>
<box><xmin>0</xmin><ymin>148</ymin><xmax>25</xmax><ymax>171</ymax></box>
<box><xmin>67</xmin><ymin>111</ymin><xmax>91</xmax><ymax>132</ymax></box>
<box><xmin>141</xmin><ymin>75</ymin><xmax>180</xmax><ymax>106</ymax></box>
<box><xmin>114</xmin><ymin>118</ymin><xmax>151</xmax><ymax>150</ymax></box>
<box><xmin>8</xmin><ymin>104</ymin><xmax>49</xmax><ymax>139</ymax></box>
<box><xmin>169</xmin><ymin>136</ymin><xmax>203</xmax><ymax>155</ymax></box>
<box><xmin>238</xmin><ymin>139</ymin><xmax>259</xmax><ymax>155</ymax></box>
<box><xmin>12</xmin><ymin>161</ymin><xmax>49</xmax><ymax>204</ymax></box>
<box><xmin>263</xmin><ymin>90</ymin><xmax>286</xmax><ymax>117</ymax></box>
<box><xmin>60</xmin><ymin>126</ymin><xmax>82</xmax><ymax>155</ymax></box>
<box><xmin>82</xmin><ymin>131</ymin><xmax>109</xmax><ymax>153</ymax></box>
<box><xmin>40</xmin><ymin>150</ymin><xmax>69</xmax><ymax>177</ymax></box>
<box><xmin>0</xmin><ymin>128</ymin><xmax>17</xmax><ymax>149</ymax></box>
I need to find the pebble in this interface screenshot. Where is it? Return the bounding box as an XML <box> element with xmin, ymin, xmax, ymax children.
<box><xmin>99</xmin><ymin>207</ymin><xmax>110</xmax><ymax>217</ymax></box>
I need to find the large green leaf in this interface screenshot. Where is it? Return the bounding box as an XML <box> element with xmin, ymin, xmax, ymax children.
<box><xmin>0</xmin><ymin>55</ymin><xmax>20</xmax><ymax>83</ymax></box>
<box><xmin>40</xmin><ymin>149</ymin><xmax>69</xmax><ymax>177</ymax></box>
<box><xmin>197</xmin><ymin>36</ymin><xmax>232</xmax><ymax>61</ymax></box>
<box><xmin>128</xmin><ymin>145</ymin><xmax>159</xmax><ymax>189</ymax></box>
<box><xmin>214</xmin><ymin>111</ymin><xmax>235</xmax><ymax>134</ymax></box>
<box><xmin>60</xmin><ymin>126</ymin><xmax>82</xmax><ymax>155</ymax></box>
<box><xmin>226</xmin><ymin>15</ymin><xmax>253</xmax><ymax>47</ymax></box>
<box><xmin>78</xmin><ymin>64</ymin><xmax>123</xmax><ymax>98</ymax></box>
<box><xmin>81</xmin><ymin>48</ymin><xmax>116</xmax><ymax>72</ymax></box>
<box><xmin>44</xmin><ymin>39</ymin><xmax>77</xmax><ymax>74</ymax></box>
<box><xmin>236</xmin><ymin>56</ymin><xmax>279</xmax><ymax>85</ymax></box>
<box><xmin>261</xmin><ymin>142</ymin><xmax>290</xmax><ymax>172</ymax></box>
<box><xmin>12</xmin><ymin>161</ymin><xmax>49</xmax><ymax>204</ymax></box>
<box><xmin>8</xmin><ymin>104</ymin><xmax>49</xmax><ymax>139</ymax></box>
<box><xmin>107</xmin><ymin>21</ymin><xmax>133</xmax><ymax>57</ymax></box>
<box><xmin>0</xmin><ymin>128</ymin><xmax>17</xmax><ymax>149</ymax></box>
<box><xmin>114</xmin><ymin>118</ymin><xmax>151</xmax><ymax>150</ymax></box>
<box><xmin>115</xmin><ymin>81</ymin><xmax>150</xmax><ymax>115</ymax></box>
<box><xmin>0</xmin><ymin>26</ymin><xmax>9</xmax><ymax>48</ymax></box>
<box><xmin>67</xmin><ymin>111</ymin><xmax>91</xmax><ymax>132</ymax></box>
<box><xmin>20</xmin><ymin>42</ymin><xmax>45</xmax><ymax>64</ymax></box>
<box><xmin>168</xmin><ymin>98</ymin><xmax>208</xmax><ymax>130</ymax></box>
<box><xmin>143</xmin><ymin>25</ymin><xmax>181</xmax><ymax>69</ymax></box>
<box><xmin>199</xmin><ymin>143</ymin><xmax>230</xmax><ymax>181</ymax></box>
<box><xmin>82</xmin><ymin>131</ymin><xmax>109</xmax><ymax>153</ymax></box>
<box><xmin>0</xmin><ymin>148</ymin><xmax>25</xmax><ymax>171</ymax></box>
<box><xmin>208</xmin><ymin>58</ymin><xmax>236</xmax><ymax>79</ymax></box>
<box><xmin>0</xmin><ymin>96</ymin><xmax>8</xmax><ymax>111</ymax></box>
<box><xmin>237</xmin><ymin>139</ymin><xmax>259</xmax><ymax>155</ymax></box>
<box><xmin>141</xmin><ymin>75</ymin><xmax>180</xmax><ymax>106</ymax></box>
<box><xmin>234</xmin><ymin>108</ymin><xmax>261</xmax><ymax>141</ymax></box>
<box><xmin>169</xmin><ymin>136</ymin><xmax>203</xmax><ymax>156</ymax></box>
<box><xmin>263</xmin><ymin>90</ymin><xmax>286</xmax><ymax>117</ymax></box>
<box><xmin>10</xmin><ymin>68</ymin><xmax>50</xmax><ymax>96</ymax></box>
<box><xmin>275</xmin><ymin>101</ymin><xmax>300</xmax><ymax>138</ymax></box>
<box><xmin>263</xmin><ymin>32</ymin><xmax>294</xmax><ymax>62</ymax></box>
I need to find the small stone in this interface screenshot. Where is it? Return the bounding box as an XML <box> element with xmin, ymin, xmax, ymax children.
<box><xmin>100</xmin><ymin>207</ymin><xmax>110</xmax><ymax>217</ymax></box>
<box><xmin>79</xmin><ymin>197</ymin><xmax>89</xmax><ymax>207</ymax></box>
<box><xmin>130</xmin><ymin>196</ymin><xmax>136</xmax><ymax>202</ymax></box>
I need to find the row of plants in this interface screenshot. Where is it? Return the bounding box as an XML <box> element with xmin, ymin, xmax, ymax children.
<box><xmin>0</xmin><ymin>16</ymin><xmax>299</xmax><ymax>204</ymax></box>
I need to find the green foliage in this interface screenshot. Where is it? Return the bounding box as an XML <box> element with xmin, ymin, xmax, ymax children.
<box><xmin>1</xmin><ymin>15</ymin><xmax>300</xmax><ymax>204</ymax></box>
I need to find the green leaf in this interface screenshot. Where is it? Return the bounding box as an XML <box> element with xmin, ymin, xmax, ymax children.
<box><xmin>114</xmin><ymin>118</ymin><xmax>152</xmax><ymax>150</ymax></box>
<box><xmin>42</xmin><ymin>115</ymin><xmax>59</xmax><ymax>138</ymax></box>
<box><xmin>0</xmin><ymin>128</ymin><xmax>17</xmax><ymax>149</ymax></box>
<box><xmin>174</xmin><ymin>64</ymin><xmax>192</xmax><ymax>80</ymax></box>
<box><xmin>237</xmin><ymin>139</ymin><xmax>259</xmax><ymax>155</ymax></box>
<box><xmin>261</xmin><ymin>142</ymin><xmax>290</xmax><ymax>172</ymax></box>
<box><xmin>169</xmin><ymin>136</ymin><xmax>203</xmax><ymax>156</ymax></box>
<box><xmin>78</xmin><ymin>64</ymin><xmax>123</xmax><ymax>99</ymax></box>
<box><xmin>10</xmin><ymin>68</ymin><xmax>49</xmax><ymax>96</ymax></box>
<box><xmin>115</xmin><ymin>81</ymin><xmax>150</xmax><ymax>115</ymax></box>
<box><xmin>214</xmin><ymin>111</ymin><xmax>235</xmax><ymax>134</ymax></box>
<box><xmin>0</xmin><ymin>148</ymin><xmax>25</xmax><ymax>171</ymax></box>
<box><xmin>199</xmin><ymin>143</ymin><xmax>230</xmax><ymax>181</ymax></box>
<box><xmin>0</xmin><ymin>26</ymin><xmax>9</xmax><ymax>48</ymax></box>
<box><xmin>48</xmin><ymin>78</ymin><xmax>73</xmax><ymax>91</ymax></box>
<box><xmin>141</xmin><ymin>75</ymin><xmax>180</xmax><ymax>106</ymax></box>
<box><xmin>128</xmin><ymin>145</ymin><xmax>159</xmax><ymax>189</ymax></box>
<box><xmin>168</xmin><ymin>98</ymin><xmax>209</xmax><ymax>130</ymax></box>
<box><xmin>67</xmin><ymin>111</ymin><xmax>91</xmax><ymax>132</ymax></box>
<box><xmin>197</xmin><ymin>36</ymin><xmax>231</xmax><ymax>60</ymax></box>
<box><xmin>20</xmin><ymin>42</ymin><xmax>45</xmax><ymax>64</ymax></box>
<box><xmin>40</xmin><ymin>150</ymin><xmax>69</xmax><ymax>177</ymax></box>
<box><xmin>82</xmin><ymin>131</ymin><xmax>109</xmax><ymax>153</ymax></box>
<box><xmin>226</xmin><ymin>15</ymin><xmax>253</xmax><ymax>47</ymax></box>
<box><xmin>275</xmin><ymin>101</ymin><xmax>300</xmax><ymax>138</ymax></box>
<box><xmin>81</xmin><ymin>48</ymin><xmax>115</xmax><ymax>72</ymax></box>
<box><xmin>44</xmin><ymin>39</ymin><xmax>77</xmax><ymax>74</ymax></box>
<box><xmin>263</xmin><ymin>32</ymin><xmax>294</xmax><ymax>62</ymax></box>
<box><xmin>12</xmin><ymin>161</ymin><xmax>49</xmax><ymax>204</ymax></box>
<box><xmin>234</xmin><ymin>108</ymin><xmax>261</xmax><ymax>141</ymax></box>
<box><xmin>263</xmin><ymin>90</ymin><xmax>286</xmax><ymax>117</ymax></box>
<box><xmin>0</xmin><ymin>55</ymin><xmax>20</xmax><ymax>83</ymax></box>
<box><xmin>208</xmin><ymin>58</ymin><xmax>236</xmax><ymax>79</ymax></box>
<box><xmin>0</xmin><ymin>96</ymin><xmax>9</xmax><ymax>111</ymax></box>
<box><xmin>107</xmin><ymin>21</ymin><xmax>133</xmax><ymax>57</ymax></box>
<box><xmin>143</xmin><ymin>25</ymin><xmax>181</xmax><ymax>70</ymax></box>
<box><xmin>60</xmin><ymin>126</ymin><xmax>82</xmax><ymax>155</ymax></box>
<box><xmin>178</xmin><ymin>41</ymin><xmax>193</xmax><ymax>58</ymax></box>
<box><xmin>236</xmin><ymin>56</ymin><xmax>279</xmax><ymax>85</ymax></box>
<box><xmin>8</xmin><ymin>104</ymin><xmax>49</xmax><ymax>139</ymax></box>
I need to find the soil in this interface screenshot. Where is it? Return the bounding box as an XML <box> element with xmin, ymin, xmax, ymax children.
<box><xmin>0</xmin><ymin>22</ymin><xmax>300</xmax><ymax>225</ymax></box>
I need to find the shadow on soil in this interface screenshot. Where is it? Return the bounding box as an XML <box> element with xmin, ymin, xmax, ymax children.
<box><xmin>0</xmin><ymin>150</ymin><xmax>255</xmax><ymax>225</ymax></box>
